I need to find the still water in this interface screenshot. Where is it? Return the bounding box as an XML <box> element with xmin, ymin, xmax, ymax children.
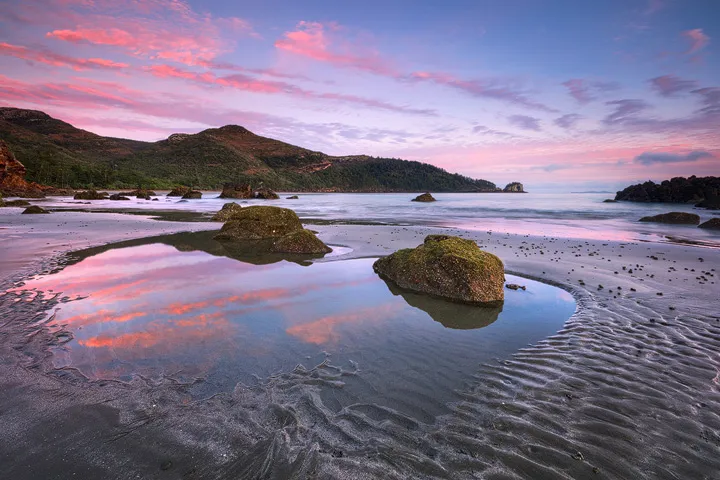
<box><xmin>15</xmin><ymin>231</ymin><xmax>575</xmax><ymax>421</ymax></box>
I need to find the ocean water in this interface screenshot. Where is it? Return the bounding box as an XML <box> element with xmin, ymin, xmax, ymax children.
<box><xmin>39</xmin><ymin>192</ymin><xmax>720</xmax><ymax>246</ymax></box>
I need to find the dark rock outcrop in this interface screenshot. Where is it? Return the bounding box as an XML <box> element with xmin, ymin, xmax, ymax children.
<box><xmin>109</xmin><ymin>194</ymin><xmax>130</xmax><ymax>201</ymax></box>
<box><xmin>181</xmin><ymin>190</ymin><xmax>202</xmax><ymax>199</ymax></box>
<box><xmin>212</xmin><ymin>202</ymin><xmax>243</xmax><ymax>222</ymax></box>
<box><xmin>4</xmin><ymin>199</ymin><xmax>31</xmax><ymax>207</ymax></box>
<box><xmin>167</xmin><ymin>186</ymin><xmax>190</xmax><ymax>197</ymax></box>
<box><xmin>214</xmin><ymin>206</ymin><xmax>304</xmax><ymax>241</ymax></box>
<box><xmin>503</xmin><ymin>182</ymin><xmax>525</xmax><ymax>193</ymax></box>
<box><xmin>0</xmin><ymin>141</ymin><xmax>46</xmax><ymax>198</ymax></box>
<box><xmin>74</xmin><ymin>190</ymin><xmax>109</xmax><ymax>200</ymax></box>
<box><xmin>373</xmin><ymin>235</ymin><xmax>505</xmax><ymax>305</ymax></box>
<box><xmin>505</xmin><ymin>284</ymin><xmax>526</xmax><ymax>291</ymax></box>
<box><xmin>615</xmin><ymin>176</ymin><xmax>719</xmax><ymax>204</ymax></box>
<box><xmin>639</xmin><ymin>212</ymin><xmax>700</xmax><ymax>225</ymax></box>
<box><xmin>698</xmin><ymin>218</ymin><xmax>720</xmax><ymax>230</ymax></box>
<box><xmin>270</xmin><ymin>229</ymin><xmax>332</xmax><ymax>254</ymax></box>
<box><xmin>603</xmin><ymin>199</ymin><xmax>617</xmax><ymax>203</ymax></box>
<box><xmin>254</xmin><ymin>187</ymin><xmax>279</xmax><ymax>200</ymax></box>
<box><xmin>219</xmin><ymin>183</ymin><xmax>253</xmax><ymax>199</ymax></box>
<box><xmin>695</xmin><ymin>191</ymin><xmax>720</xmax><ymax>210</ymax></box>
<box><xmin>286</xmin><ymin>195</ymin><xmax>299</xmax><ymax>199</ymax></box>
<box><xmin>411</xmin><ymin>192</ymin><xmax>436</xmax><ymax>202</ymax></box>
<box><xmin>22</xmin><ymin>205</ymin><xmax>49</xmax><ymax>214</ymax></box>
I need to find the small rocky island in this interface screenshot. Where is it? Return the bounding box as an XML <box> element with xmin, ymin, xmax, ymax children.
<box><xmin>373</xmin><ymin>235</ymin><xmax>505</xmax><ymax>305</ymax></box>
<box><xmin>503</xmin><ymin>182</ymin><xmax>525</xmax><ymax>193</ymax></box>
<box><xmin>412</xmin><ymin>192</ymin><xmax>436</xmax><ymax>202</ymax></box>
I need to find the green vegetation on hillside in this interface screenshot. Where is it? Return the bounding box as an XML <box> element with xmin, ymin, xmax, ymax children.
<box><xmin>0</xmin><ymin>107</ymin><xmax>498</xmax><ymax>192</ymax></box>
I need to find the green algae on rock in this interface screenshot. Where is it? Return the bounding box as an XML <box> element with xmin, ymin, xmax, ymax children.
<box><xmin>211</xmin><ymin>202</ymin><xmax>243</xmax><ymax>222</ymax></box>
<box><xmin>373</xmin><ymin>234</ymin><xmax>505</xmax><ymax>305</ymax></box>
<box><xmin>214</xmin><ymin>206</ymin><xmax>304</xmax><ymax>241</ymax></box>
<box><xmin>639</xmin><ymin>212</ymin><xmax>700</xmax><ymax>224</ymax></box>
<box><xmin>270</xmin><ymin>229</ymin><xmax>332</xmax><ymax>254</ymax></box>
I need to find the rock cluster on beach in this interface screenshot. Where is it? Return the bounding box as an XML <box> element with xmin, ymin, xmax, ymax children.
<box><xmin>214</xmin><ymin>205</ymin><xmax>331</xmax><ymax>255</ymax></box>
<box><xmin>639</xmin><ymin>212</ymin><xmax>700</xmax><ymax>225</ymax></box>
<box><xmin>219</xmin><ymin>183</ymin><xmax>280</xmax><ymax>200</ymax></box>
<box><xmin>373</xmin><ymin>234</ymin><xmax>505</xmax><ymax>305</ymax></box>
<box><xmin>167</xmin><ymin>186</ymin><xmax>190</xmax><ymax>197</ymax></box>
<box><xmin>412</xmin><ymin>192</ymin><xmax>436</xmax><ymax>202</ymax></box>
<box><xmin>615</xmin><ymin>176</ymin><xmax>719</xmax><ymax>208</ymax></box>
<box><xmin>181</xmin><ymin>190</ymin><xmax>202</xmax><ymax>199</ymax></box>
<box><xmin>74</xmin><ymin>190</ymin><xmax>109</xmax><ymax>200</ymax></box>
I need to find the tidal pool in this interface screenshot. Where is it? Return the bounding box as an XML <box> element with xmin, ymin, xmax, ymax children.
<box><xmin>14</xmin><ymin>231</ymin><xmax>576</xmax><ymax>422</ymax></box>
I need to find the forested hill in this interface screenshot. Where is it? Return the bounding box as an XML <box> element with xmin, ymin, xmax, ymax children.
<box><xmin>0</xmin><ymin>107</ymin><xmax>498</xmax><ymax>192</ymax></box>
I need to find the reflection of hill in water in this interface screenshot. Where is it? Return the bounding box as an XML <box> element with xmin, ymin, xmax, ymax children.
<box><xmin>65</xmin><ymin>230</ymin><xmax>326</xmax><ymax>267</ymax></box>
<box><xmin>383</xmin><ymin>281</ymin><xmax>502</xmax><ymax>330</ymax></box>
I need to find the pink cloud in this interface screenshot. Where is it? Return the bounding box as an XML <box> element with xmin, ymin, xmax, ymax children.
<box><xmin>0</xmin><ymin>42</ymin><xmax>128</xmax><ymax>70</ymax></box>
<box><xmin>275</xmin><ymin>21</ymin><xmax>554</xmax><ymax>111</ymax></box>
<box><xmin>147</xmin><ymin>64</ymin><xmax>436</xmax><ymax>115</ymax></box>
<box><xmin>275</xmin><ymin>21</ymin><xmax>396</xmax><ymax>77</ymax></box>
<box><xmin>649</xmin><ymin>75</ymin><xmax>698</xmax><ymax>96</ymax></box>
<box><xmin>10</xmin><ymin>0</ymin><xmax>256</xmax><ymax>66</ymax></box>
<box><xmin>683</xmin><ymin>29</ymin><xmax>710</xmax><ymax>54</ymax></box>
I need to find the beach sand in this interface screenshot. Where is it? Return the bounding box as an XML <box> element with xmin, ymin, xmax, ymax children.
<box><xmin>1</xmin><ymin>209</ymin><xmax>718</xmax><ymax>479</ymax></box>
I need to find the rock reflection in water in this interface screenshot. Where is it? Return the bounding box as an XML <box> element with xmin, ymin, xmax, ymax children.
<box><xmin>383</xmin><ymin>281</ymin><xmax>502</xmax><ymax>329</ymax></box>
<box><xmin>13</xmin><ymin>230</ymin><xmax>575</xmax><ymax>417</ymax></box>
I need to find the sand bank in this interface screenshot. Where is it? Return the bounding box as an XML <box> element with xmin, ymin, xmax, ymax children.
<box><xmin>1</xmin><ymin>209</ymin><xmax>718</xmax><ymax>479</ymax></box>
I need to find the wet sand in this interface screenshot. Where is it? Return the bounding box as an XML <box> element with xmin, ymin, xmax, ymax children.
<box><xmin>1</xmin><ymin>209</ymin><xmax>719</xmax><ymax>479</ymax></box>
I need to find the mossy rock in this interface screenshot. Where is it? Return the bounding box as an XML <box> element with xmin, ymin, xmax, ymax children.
<box><xmin>270</xmin><ymin>229</ymin><xmax>332</xmax><ymax>254</ymax></box>
<box><xmin>214</xmin><ymin>206</ymin><xmax>303</xmax><ymax>241</ymax></box>
<box><xmin>639</xmin><ymin>212</ymin><xmax>700</xmax><ymax>224</ymax></box>
<box><xmin>22</xmin><ymin>205</ymin><xmax>49</xmax><ymax>214</ymax></box>
<box><xmin>699</xmin><ymin>218</ymin><xmax>720</xmax><ymax>229</ymax></box>
<box><xmin>212</xmin><ymin>202</ymin><xmax>243</xmax><ymax>222</ymax></box>
<box><xmin>412</xmin><ymin>192</ymin><xmax>436</xmax><ymax>202</ymax></box>
<box><xmin>4</xmin><ymin>199</ymin><xmax>31</xmax><ymax>207</ymax></box>
<box><xmin>373</xmin><ymin>234</ymin><xmax>505</xmax><ymax>305</ymax></box>
<box><xmin>167</xmin><ymin>186</ymin><xmax>190</xmax><ymax>197</ymax></box>
<box><xmin>181</xmin><ymin>190</ymin><xmax>202</xmax><ymax>199</ymax></box>
<box><xmin>74</xmin><ymin>190</ymin><xmax>108</xmax><ymax>200</ymax></box>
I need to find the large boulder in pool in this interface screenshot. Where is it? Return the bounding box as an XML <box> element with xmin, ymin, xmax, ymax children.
<box><xmin>214</xmin><ymin>206</ymin><xmax>303</xmax><ymax>241</ymax></box>
<box><xmin>373</xmin><ymin>235</ymin><xmax>505</xmax><ymax>305</ymax></box>
<box><xmin>22</xmin><ymin>205</ymin><xmax>49</xmax><ymax>214</ymax></box>
<box><xmin>412</xmin><ymin>192</ymin><xmax>436</xmax><ymax>202</ymax></box>
<box><xmin>74</xmin><ymin>190</ymin><xmax>108</xmax><ymax>200</ymax></box>
<box><xmin>181</xmin><ymin>190</ymin><xmax>202</xmax><ymax>199</ymax></box>
<box><xmin>167</xmin><ymin>186</ymin><xmax>190</xmax><ymax>197</ymax></box>
<box><xmin>270</xmin><ymin>229</ymin><xmax>332</xmax><ymax>254</ymax></box>
<box><xmin>699</xmin><ymin>218</ymin><xmax>720</xmax><ymax>230</ymax></box>
<box><xmin>639</xmin><ymin>212</ymin><xmax>700</xmax><ymax>225</ymax></box>
<box><xmin>212</xmin><ymin>202</ymin><xmax>243</xmax><ymax>221</ymax></box>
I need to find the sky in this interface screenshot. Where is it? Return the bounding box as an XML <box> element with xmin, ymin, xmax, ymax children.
<box><xmin>1</xmin><ymin>0</ymin><xmax>718</xmax><ymax>192</ymax></box>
